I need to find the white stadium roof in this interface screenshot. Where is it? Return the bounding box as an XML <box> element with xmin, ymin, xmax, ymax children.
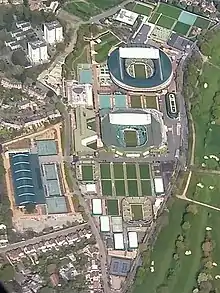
<box><xmin>154</xmin><ymin>177</ymin><xmax>164</xmax><ymax>194</ymax></box>
<box><xmin>119</xmin><ymin>47</ymin><xmax>160</xmax><ymax>59</ymax></box>
<box><xmin>100</xmin><ymin>216</ymin><xmax>110</xmax><ymax>232</ymax></box>
<box><xmin>128</xmin><ymin>232</ymin><xmax>138</xmax><ymax>248</ymax></box>
<box><xmin>109</xmin><ymin>112</ymin><xmax>151</xmax><ymax>126</ymax></box>
<box><xmin>113</xmin><ymin>233</ymin><xmax>125</xmax><ymax>250</ymax></box>
<box><xmin>115</xmin><ymin>9</ymin><xmax>139</xmax><ymax>26</ymax></box>
<box><xmin>92</xmin><ymin>198</ymin><xmax>102</xmax><ymax>215</ymax></box>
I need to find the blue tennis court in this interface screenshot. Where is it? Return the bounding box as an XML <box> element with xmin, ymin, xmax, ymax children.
<box><xmin>114</xmin><ymin>95</ymin><xmax>127</xmax><ymax>108</ymax></box>
<box><xmin>178</xmin><ymin>11</ymin><xmax>197</xmax><ymax>25</ymax></box>
<box><xmin>99</xmin><ymin>94</ymin><xmax>112</xmax><ymax>109</ymax></box>
<box><xmin>79</xmin><ymin>68</ymin><xmax>93</xmax><ymax>83</ymax></box>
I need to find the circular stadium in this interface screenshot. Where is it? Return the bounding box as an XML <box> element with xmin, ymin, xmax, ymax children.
<box><xmin>107</xmin><ymin>46</ymin><xmax>173</xmax><ymax>92</ymax></box>
<box><xmin>100</xmin><ymin>108</ymin><xmax>167</xmax><ymax>156</ymax></box>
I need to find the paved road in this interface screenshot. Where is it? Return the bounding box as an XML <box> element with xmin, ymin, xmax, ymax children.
<box><xmin>0</xmin><ymin>223</ymin><xmax>87</xmax><ymax>254</ymax></box>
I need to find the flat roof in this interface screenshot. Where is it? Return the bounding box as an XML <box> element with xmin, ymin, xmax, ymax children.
<box><xmin>42</xmin><ymin>163</ymin><xmax>61</xmax><ymax>197</ymax></box>
<box><xmin>128</xmin><ymin>232</ymin><xmax>138</xmax><ymax>248</ymax></box>
<box><xmin>119</xmin><ymin>47</ymin><xmax>159</xmax><ymax>59</ymax></box>
<box><xmin>86</xmin><ymin>183</ymin><xmax>96</xmax><ymax>193</ymax></box>
<box><xmin>110</xmin><ymin>257</ymin><xmax>131</xmax><ymax>276</ymax></box>
<box><xmin>92</xmin><ymin>198</ymin><xmax>102</xmax><ymax>215</ymax></box>
<box><xmin>113</xmin><ymin>233</ymin><xmax>125</xmax><ymax>250</ymax></box>
<box><xmin>115</xmin><ymin>9</ymin><xmax>139</xmax><ymax>25</ymax></box>
<box><xmin>46</xmin><ymin>197</ymin><xmax>67</xmax><ymax>214</ymax></box>
<box><xmin>154</xmin><ymin>177</ymin><xmax>164</xmax><ymax>193</ymax></box>
<box><xmin>100</xmin><ymin>215</ymin><xmax>110</xmax><ymax>232</ymax></box>
<box><xmin>36</xmin><ymin>140</ymin><xmax>57</xmax><ymax>156</ymax></box>
<box><xmin>112</xmin><ymin>216</ymin><xmax>123</xmax><ymax>233</ymax></box>
<box><xmin>109</xmin><ymin>112</ymin><xmax>151</xmax><ymax>125</ymax></box>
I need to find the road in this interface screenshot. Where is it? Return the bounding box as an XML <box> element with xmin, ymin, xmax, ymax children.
<box><xmin>0</xmin><ymin>223</ymin><xmax>87</xmax><ymax>253</ymax></box>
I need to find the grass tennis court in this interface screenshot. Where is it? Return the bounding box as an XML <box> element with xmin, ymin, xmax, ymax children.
<box><xmin>144</xmin><ymin>96</ymin><xmax>158</xmax><ymax>109</ymax></box>
<box><xmin>130</xmin><ymin>96</ymin><xmax>142</xmax><ymax>108</ymax></box>
<box><xmin>133</xmin><ymin>3</ymin><xmax>152</xmax><ymax>16</ymax></box>
<box><xmin>173</xmin><ymin>21</ymin><xmax>190</xmax><ymax>35</ymax></box>
<box><xmin>156</xmin><ymin>14</ymin><xmax>176</xmax><ymax>29</ymax></box>
<box><xmin>139</xmin><ymin>164</ymin><xmax>150</xmax><ymax>179</ymax></box>
<box><xmin>194</xmin><ymin>16</ymin><xmax>210</xmax><ymax>29</ymax></box>
<box><xmin>101</xmin><ymin>180</ymin><xmax>112</xmax><ymax>195</ymax></box>
<box><xmin>127</xmin><ymin>180</ymin><xmax>138</xmax><ymax>196</ymax></box>
<box><xmin>126</xmin><ymin>164</ymin><xmax>137</xmax><ymax>179</ymax></box>
<box><xmin>131</xmin><ymin>204</ymin><xmax>143</xmax><ymax>220</ymax></box>
<box><xmin>100</xmin><ymin>163</ymin><xmax>111</xmax><ymax>179</ymax></box>
<box><xmin>134</xmin><ymin>63</ymin><xmax>146</xmax><ymax>79</ymax></box>
<box><xmin>141</xmin><ymin>180</ymin><xmax>152</xmax><ymax>196</ymax></box>
<box><xmin>149</xmin><ymin>12</ymin><xmax>160</xmax><ymax>24</ymax></box>
<box><xmin>82</xmin><ymin>165</ymin><xmax>93</xmax><ymax>181</ymax></box>
<box><xmin>107</xmin><ymin>199</ymin><xmax>119</xmax><ymax>215</ymax></box>
<box><xmin>124</xmin><ymin>130</ymin><xmax>137</xmax><ymax>147</ymax></box>
<box><xmin>156</xmin><ymin>3</ymin><xmax>181</xmax><ymax>19</ymax></box>
<box><xmin>113</xmin><ymin>163</ymin><xmax>124</xmax><ymax>179</ymax></box>
<box><xmin>114</xmin><ymin>180</ymin><xmax>126</xmax><ymax>196</ymax></box>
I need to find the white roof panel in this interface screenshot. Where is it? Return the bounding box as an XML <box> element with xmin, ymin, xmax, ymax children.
<box><xmin>119</xmin><ymin>47</ymin><xmax>159</xmax><ymax>59</ymax></box>
<box><xmin>92</xmin><ymin>198</ymin><xmax>102</xmax><ymax>215</ymax></box>
<box><xmin>154</xmin><ymin>177</ymin><xmax>164</xmax><ymax>194</ymax></box>
<box><xmin>113</xmin><ymin>233</ymin><xmax>125</xmax><ymax>250</ymax></box>
<box><xmin>128</xmin><ymin>232</ymin><xmax>138</xmax><ymax>248</ymax></box>
<box><xmin>109</xmin><ymin>112</ymin><xmax>151</xmax><ymax>126</ymax></box>
<box><xmin>115</xmin><ymin>9</ymin><xmax>139</xmax><ymax>25</ymax></box>
<box><xmin>112</xmin><ymin>216</ymin><xmax>123</xmax><ymax>232</ymax></box>
<box><xmin>100</xmin><ymin>216</ymin><xmax>110</xmax><ymax>232</ymax></box>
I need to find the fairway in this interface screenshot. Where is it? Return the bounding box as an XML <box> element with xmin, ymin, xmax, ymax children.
<box><xmin>141</xmin><ymin>180</ymin><xmax>152</xmax><ymax>196</ymax></box>
<box><xmin>124</xmin><ymin>130</ymin><xmax>137</xmax><ymax>147</ymax></box>
<box><xmin>173</xmin><ymin>21</ymin><xmax>190</xmax><ymax>35</ymax></box>
<box><xmin>127</xmin><ymin>180</ymin><xmax>138</xmax><ymax>197</ymax></box>
<box><xmin>131</xmin><ymin>204</ymin><xmax>143</xmax><ymax>220</ymax></box>
<box><xmin>101</xmin><ymin>180</ymin><xmax>112</xmax><ymax>195</ymax></box>
<box><xmin>100</xmin><ymin>163</ymin><xmax>111</xmax><ymax>179</ymax></box>
<box><xmin>133</xmin><ymin>3</ymin><xmax>152</xmax><ymax>16</ymax></box>
<box><xmin>95</xmin><ymin>32</ymin><xmax>119</xmax><ymax>63</ymax></box>
<box><xmin>126</xmin><ymin>164</ymin><xmax>137</xmax><ymax>179</ymax></box>
<box><xmin>114</xmin><ymin>180</ymin><xmax>126</xmax><ymax>196</ymax></box>
<box><xmin>113</xmin><ymin>163</ymin><xmax>124</xmax><ymax>179</ymax></box>
<box><xmin>107</xmin><ymin>199</ymin><xmax>119</xmax><ymax>215</ymax></box>
<box><xmin>139</xmin><ymin>164</ymin><xmax>150</xmax><ymax>179</ymax></box>
<box><xmin>134</xmin><ymin>63</ymin><xmax>146</xmax><ymax>79</ymax></box>
<box><xmin>156</xmin><ymin>14</ymin><xmax>176</xmax><ymax>29</ymax></box>
<box><xmin>194</xmin><ymin>16</ymin><xmax>210</xmax><ymax>29</ymax></box>
<box><xmin>130</xmin><ymin>96</ymin><xmax>142</xmax><ymax>108</ymax></box>
<box><xmin>156</xmin><ymin>3</ymin><xmax>182</xmax><ymax>19</ymax></box>
<box><xmin>82</xmin><ymin>165</ymin><xmax>93</xmax><ymax>181</ymax></box>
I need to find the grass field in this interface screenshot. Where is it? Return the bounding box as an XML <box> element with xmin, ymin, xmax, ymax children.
<box><xmin>141</xmin><ymin>180</ymin><xmax>152</xmax><ymax>195</ymax></box>
<box><xmin>127</xmin><ymin>180</ymin><xmax>138</xmax><ymax>196</ymax></box>
<box><xmin>101</xmin><ymin>180</ymin><xmax>112</xmax><ymax>195</ymax></box>
<box><xmin>194</xmin><ymin>16</ymin><xmax>211</xmax><ymax>29</ymax></box>
<box><xmin>130</xmin><ymin>96</ymin><xmax>142</xmax><ymax>108</ymax></box>
<box><xmin>64</xmin><ymin>1</ymin><xmax>101</xmax><ymax>20</ymax></box>
<box><xmin>82</xmin><ymin>165</ymin><xmax>93</xmax><ymax>181</ymax></box>
<box><xmin>173</xmin><ymin>21</ymin><xmax>190</xmax><ymax>35</ymax></box>
<box><xmin>126</xmin><ymin>164</ymin><xmax>137</xmax><ymax>179</ymax></box>
<box><xmin>113</xmin><ymin>164</ymin><xmax>124</xmax><ymax>179</ymax></box>
<box><xmin>107</xmin><ymin>199</ymin><xmax>119</xmax><ymax>215</ymax></box>
<box><xmin>149</xmin><ymin>12</ymin><xmax>160</xmax><ymax>24</ymax></box>
<box><xmin>132</xmin><ymin>3</ymin><xmax>152</xmax><ymax>16</ymax></box>
<box><xmin>134</xmin><ymin>63</ymin><xmax>146</xmax><ymax>79</ymax></box>
<box><xmin>131</xmin><ymin>204</ymin><xmax>143</xmax><ymax>220</ymax></box>
<box><xmin>115</xmin><ymin>180</ymin><xmax>126</xmax><ymax>196</ymax></box>
<box><xmin>144</xmin><ymin>96</ymin><xmax>158</xmax><ymax>109</ymax></box>
<box><xmin>124</xmin><ymin>130</ymin><xmax>137</xmax><ymax>147</ymax></box>
<box><xmin>95</xmin><ymin>32</ymin><xmax>119</xmax><ymax>63</ymax></box>
<box><xmin>139</xmin><ymin>164</ymin><xmax>150</xmax><ymax>179</ymax></box>
<box><xmin>156</xmin><ymin>14</ymin><xmax>176</xmax><ymax>29</ymax></box>
<box><xmin>156</xmin><ymin>3</ymin><xmax>182</xmax><ymax>19</ymax></box>
<box><xmin>100</xmin><ymin>163</ymin><xmax>111</xmax><ymax>179</ymax></box>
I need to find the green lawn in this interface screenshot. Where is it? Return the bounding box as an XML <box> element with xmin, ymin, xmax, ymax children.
<box><xmin>64</xmin><ymin>1</ymin><xmax>101</xmax><ymax>20</ymax></box>
<box><xmin>144</xmin><ymin>96</ymin><xmax>158</xmax><ymax>109</ymax></box>
<box><xmin>141</xmin><ymin>180</ymin><xmax>152</xmax><ymax>196</ymax></box>
<box><xmin>107</xmin><ymin>199</ymin><xmax>119</xmax><ymax>215</ymax></box>
<box><xmin>124</xmin><ymin>130</ymin><xmax>137</xmax><ymax>147</ymax></box>
<box><xmin>156</xmin><ymin>14</ymin><xmax>176</xmax><ymax>29</ymax></box>
<box><xmin>127</xmin><ymin>180</ymin><xmax>138</xmax><ymax>197</ymax></box>
<box><xmin>133</xmin><ymin>3</ymin><xmax>152</xmax><ymax>16</ymax></box>
<box><xmin>95</xmin><ymin>32</ymin><xmax>119</xmax><ymax>63</ymax></box>
<box><xmin>101</xmin><ymin>180</ymin><xmax>112</xmax><ymax>195</ymax></box>
<box><xmin>114</xmin><ymin>180</ymin><xmax>126</xmax><ymax>196</ymax></box>
<box><xmin>149</xmin><ymin>12</ymin><xmax>160</xmax><ymax>24</ymax></box>
<box><xmin>134</xmin><ymin>63</ymin><xmax>146</xmax><ymax>79</ymax></box>
<box><xmin>194</xmin><ymin>16</ymin><xmax>211</xmax><ymax>29</ymax></box>
<box><xmin>100</xmin><ymin>163</ymin><xmax>111</xmax><ymax>179</ymax></box>
<box><xmin>113</xmin><ymin>163</ymin><xmax>124</xmax><ymax>179</ymax></box>
<box><xmin>130</xmin><ymin>95</ymin><xmax>142</xmax><ymax>108</ymax></box>
<box><xmin>139</xmin><ymin>164</ymin><xmax>150</xmax><ymax>179</ymax></box>
<box><xmin>156</xmin><ymin>3</ymin><xmax>182</xmax><ymax>19</ymax></box>
<box><xmin>173</xmin><ymin>21</ymin><xmax>191</xmax><ymax>36</ymax></box>
<box><xmin>126</xmin><ymin>164</ymin><xmax>137</xmax><ymax>179</ymax></box>
<box><xmin>131</xmin><ymin>204</ymin><xmax>143</xmax><ymax>220</ymax></box>
<box><xmin>82</xmin><ymin>165</ymin><xmax>93</xmax><ymax>181</ymax></box>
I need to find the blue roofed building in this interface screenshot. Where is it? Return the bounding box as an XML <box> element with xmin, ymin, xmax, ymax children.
<box><xmin>9</xmin><ymin>152</ymin><xmax>45</xmax><ymax>206</ymax></box>
<box><xmin>110</xmin><ymin>257</ymin><xmax>131</xmax><ymax>277</ymax></box>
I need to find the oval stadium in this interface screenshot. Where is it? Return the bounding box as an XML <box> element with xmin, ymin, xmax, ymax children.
<box><xmin>107</xmin><ymin>46</ymin><xmax>173</xmax><ymax>92</ymax></box>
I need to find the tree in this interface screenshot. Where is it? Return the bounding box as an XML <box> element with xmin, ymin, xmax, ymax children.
<box><xmin>182</xmin><ymin>221</ymin><xmax>191</xmax><ymax>231</ymax></box>
<box><xmin>173</xmin><ymin>253</ymin><xmax>179</xmax><ymax>261</ymax></box>
<box><xmin>25</xmin><ymin>203</ymin><xmax>36</xmax><ymax>214</ymax></box>
<box><xmin>186</xmin><ymin>204</ymin><xmax>198</xmax><ymax>215</ymax></box>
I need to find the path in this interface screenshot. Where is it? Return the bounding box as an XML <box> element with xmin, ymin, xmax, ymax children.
<box><xmin>176</xmin><ymin>195</ymin><xmax>220</xmax><ymax>212</ymax></box>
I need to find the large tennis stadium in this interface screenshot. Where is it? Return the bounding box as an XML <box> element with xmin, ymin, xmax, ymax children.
<box><xmin>107</xmin><ymin>46</ymin><xmax>173</xmax><ymax>92</ymax></box>
<box><xmin>101</xmin><ymin>108</ymin><xmax>167</xmax><ymax>156</ymax></box>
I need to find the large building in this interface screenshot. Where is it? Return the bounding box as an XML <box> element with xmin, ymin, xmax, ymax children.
<box><xmin>107</xmin><ymin>46</ymin><xmax>173</xmax><ymax>92</ymax></box>
<box><xmin>64</xmin><ymin>81</ymin><xmax>93</xmax><ymax>107</ymax></box>
<box><xmin>43</xmin><ymin>21</ymin><xmax>64</xmax><ymax>45</ymax></box>
<box><xmin>28</xmin><ymin>40</ymin><xmax>48</xmax><ymax>64</ymax></box>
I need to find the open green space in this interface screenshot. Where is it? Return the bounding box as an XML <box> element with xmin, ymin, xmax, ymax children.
<box><xmin>124</xmin><ymin>130</ymin><xmax>137</xmax><ymax>147</ymax></box>
<box><xmin>126</xmin><ymin>164</ymin><xmax>137</xmax><ymax>179</ymax></box>
<box><xmin>89</xmin><ymin>0</ymin><xmax>124</xmax><ymax>10</ymax></box>
<box><xmin>156</xmin><ymin>14</ymin><xmax>176</xmax><ymax>29</ymax></box>
<box><xmin>64</xmin><ymin>1</ymin><xmax>101</xmax><ymax>20</ymax></box>
<box><xmin>82</xmin><ymin>165</ymin><xmax>93</xmax><ymax>181</ymax></box>
<box><xmin>194</xmin><ymin>16</ymin><xmax>210</xmax><ymax>29</ymax></box>
<box><xmin>173</xmin><ymin>21</ymin><xmax>190</xmax><ymax>35</ymax></box>
<box><xmin>100</xmin><ymin>163</ymin><xmax>111</xmax><ymax>179</ymax></box>
<box><xmin>139</xmin><ymin>164</ymin><xmax>150</xmax><ymax>179</ymax></box>
<box><xmin>133</xmin><ymin>4</ymin><xmax>152</xmax><ymax>16</ymax></box>
<box><xmin>141</xmin><ymin>180</ymin><xmax>152</xmax><ymax>196</ymax></box>
<box><xmin>130</xmin><ymin>96</ymin><xmax>142</xmax><ymax>108</ymax></box>
<box><xmin>95</xmin><ymin>32</ymin><xmax>119</xmax><ymax>63</ymax></box>
<box><xmin>101</xmin><ymin>180</ymin><xmax>112</xmax><ymax>196</ymax></box>
<box><xmin>134</xmin><ymin>63</ymin><xmax>146</xmax><ymax>79</ymax></box>
<box><xmin>131</xmin><ymin>204</ymin><xmax>143</xmax><ymax>220</ymax></box>
<box><xmin>149</xmin><ymin>12</ymin><xmax>160</xmax><ymax>24</ymax></box>
<box><xmin>113</xmin><ymin>163</ymin><xmax>124</xmax><ymax>179</ymax></box>
<box><xmin>127</xmin><ymin>180</ymin><xmax>138</xmax><ymax>197</ymax></box>
<box><xmin>156</xmin><ymin>3</ymin><xmax>182</xmax><ymax>19</ymax></box>
<box><xmin>106</xmin><ymin>199</ymin><xmax>119</xmax><ymax>215</ymax></box>
<box><xmin>144</xmin><ymin>96</ymin><xmax>158</xmax><ymax>109</ymax></box>
<box><xmin>114</xmin><ymin>180</ymin><xmax>126</xmax><ymax>196</ymax></box>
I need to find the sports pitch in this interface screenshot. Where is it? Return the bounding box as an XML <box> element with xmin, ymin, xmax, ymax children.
<box><xmin>82</xmin><ymin>165</ymin><xmax>93</xmax><ymax>181</ymax></box>
<box><xmin>130</xmin><ymin>95</ymin><xmax>142</xmax><ymax>108</ymax></box>
<box><xmin>124</xmin><ymin>130</ymin><xmax>137</xmax><ymax>147</ymax></box>
<box><xmin>134</xmin><ymin>63</ymin><xmax>147</xmax><ymax>79</ymax></box>
<box><xmin>131</xmin><ymin>204</ymin><xmax>143</xmax><ymax>220</ymax></box>
<box><xmin>132</xmin><ymin>3</ymin><xmax>153</xmax><ymax>16</ymax></box>
<box><xmin>106</xmin><ymin>199</ymin><xmax>119</xmax><ymax>215</ymax></box>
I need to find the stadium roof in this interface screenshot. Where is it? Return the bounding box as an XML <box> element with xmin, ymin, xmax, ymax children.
<box><xmin>109</xmin><ymin>112</ymin><xmax>151</xmax><ymax>126</ymax></box>
<box><xmin>154</xmin><ymin>177</ymin><xmax>164</xmax><ymax>194</ymax></box>
<box><xmin>119</xmin><ymin>47</ymin><xmax>159</xmax><ymax>59</ymax></box>
<box><xmin>110</xmin><ymin>257</ymin><xmax>131</xmax><ymax>276</ymax></box>
<box><xmin>100</xmin><ymin>215</ymin><xmax>110</xmax><ymax>232</ymax></box>
<box><xmin>9</xmin><ymin>152</ymin><xmax>45</xmax><ymax>206</ymax></box>
<box><xmin>92</xmin><ymin>198</ymin><xmax>102</xmax><ymax>215</ymax></box>
<box><xmin>113</xmin><ymin>233</ymin><xmax>125</xmax><ymax>250</ymax></box>
<box><xmin>112</xmin><ymin>216</ymin><xmax>123</xmax><ymax>233</ymax></box>
<box><xmin>115</xmin><ymin>9</ymin><xmax>139</xmax><ymax>25</ymax></box>
<box><xmin>128</xmin><ymin>232</ymin><xmax>138</xmax><ymax>248</ymax></box>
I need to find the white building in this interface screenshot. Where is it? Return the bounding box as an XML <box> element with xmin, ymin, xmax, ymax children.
<box><xmin>43</xmin><ymin>21</ymin><xmax>64</xmax><ymax>45</ymax></box>
<box><xmin>28</xmin><ymin>40</ymin><xmax>48</xmax><ymax>64</ymax></box>
<box><xmin>154</xmin><ymin>177</ymin><xmax>164</xmax><ymax>194</ymax></box>
<box><xmin>92</xmin><ymin>199</ymin><xmax>102</xmax><ymax>215</ymax></box>
<box><xmin>100</xmin><ymin>216</ymin><xmax>110</xmax><ymax>232</ymax></box>
<box><xmin>65</xmin><ymin>81</ymin><xmax>93</xmax><ymax>107</ymax></box>
<box><xmin>113</xmin><ymin>233</ymin><xmax>124</xmax><ymax>250</ymax></box>
<box><xmin>128</xmin><ymin>232</ymin><xmax>138</xmax><ymax>249</ymax></box>
<box><xmin>114</xmin><ymin>9</ymin><xmax>139</xmax><ymax>26</ymax></box>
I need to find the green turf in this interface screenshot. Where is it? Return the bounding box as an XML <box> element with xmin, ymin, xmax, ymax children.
<box><xmin>133</xmin><ymin>3</ymin><xmax>152</xmax><ymax>16</ymax></box>
<box><xmin>156</xmin><ymin>3</ymin><xmax>182</xmax><ymax>19</ymax></box>
<box><xmin>149</xmin><ymin>12</ymin><xmax>160</xmax><ymax>24</ymax></box>
<box><xmin>114</xmin><ymin>180</ymin><xmax>126</xmax><ymax>196</ymax></box>
<box><xmin>156</xmin><ymin>14</ymin><xmax>176</xmax><ymax>29</ymax></box>
<box><xmin>82</xmin><ymin>165</ymin><xmax>93</xmax><ymax>181</ymax></box>
<box><xmin>130</xmin><ymin>96</ymin><xmax>142</xmax><ymax>108</ymax></box>
<box><xmin>101</xmin><ymin>180</ymin><xmax>112</xmax><ymax>196</ymax></box>
<box><xmin>95</xmin><ymin>32</ymin><xmax>119</xmax><ymax>63</ymax></box>
<box><xmin>141</xmin><ymin>180</ymin><xmax>152</xmax><ymax>196</ymax></box>
<box><xmin>100</xmin><ymin>164</ymin><xmax>111</xmax><ymax>179</ymax></box>
<box><xmin>144</xmin><ymin>96</ymin><xmax>158</xmax><ymax>109</ymax></box>
<box><xmin>126</xmin><ymin>164</ymin><xmax>137</xmax><ymax>179</ymax></box>
<box><xmin>127</xmin><ymin>180</ymin><xmax>138</xmax><ymax>197</ymax></box>
<box><xmin>139</xmin><ymin>164</ymin><xmax>150</xmax><ymax>179</ymax></box>
<box><xmin>131</xmin><ymin>204</ymin><xmax>143</xmax><ymax>220</ymax></box>
<box><xmin>124</xmin><ymin>130</ymin><xmax>137</xmax><ymax>147</ymax></box>
<box><xmin>106</xmin><ymin>199</ymin><xmax>119</xmax><ymax>215</ymax></box>
<box><xmin>173</xmin><ymin>21</ymin><xmax>190</xmax><ymax>35</ymax></box>
<box><xmin>113</xmin><ymin>163</ymin><xmax>124</xmax><ymax>179</ymax></box>
<box><xmin>194</xmin><ymin>16</ymin><xmax>210</xmax><ymax>29</ymax></box>
<box><xmin>134</xmin><ymin>63</ymin><xmax>146</xmax><ymax>79</ymax></box>
<box><xmin>64</xmin><ymin>1</ymin><xmax>101</xmax><ymax>20</ymax></box>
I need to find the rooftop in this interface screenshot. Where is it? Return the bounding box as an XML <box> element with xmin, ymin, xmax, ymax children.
<box><xmin>28</xmin><ymin>40</ymin><xmax>47</xmax><ymax>49</ymax></box>
<box><xmin>44</xmin><ymin>20</ymin><xmax>62</xmax><ymax>30</ymax></box>
<box><xmin>115</xmin><ymin>9</ymin><xmax>139</xmax><ymax>25</ymax></box>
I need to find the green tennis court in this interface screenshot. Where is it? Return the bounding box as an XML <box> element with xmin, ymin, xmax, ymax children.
<box><xmin>139</xmin><ymin>164</ymin><xmax>150</xmax><ymax>179</ymax></box>
<box><xmin>101</xmin><ymin>180</ymin><xmax>112</xmax><ymax>195</ymax></box>
<box><xmin>126</xmin><ymin>164</ymin><xmax>137</xmax><ymax>179</ymax></box>
<box><xmin>127</xmin><ymin>180</ymin><xmax>138</xmax><ymax>197</ymax></box>
<box><xmin>82</xmin><ymin>165</ymin><xmax>93</xmax><ymax>181</ymax></box>
<box><xmin>115</xmin><ymin>180</ymin><xmax>126</xmax><ymax>196</ymax></box>
<box><xmin>113</xmin><ymin>163</ymin><xmax>124</xmax><ymax>179</ymax></box>
<box><xmin>107</xmin><ymin>199</ymin><xmax>119</xmax><ymax>215</ymax></box>
<box><xmin>141</xmin><ymin>180</ymin><xmax>152</xmax><ymax>196</ymax></box>
<box><xmin>100</xmin><ymin>163</ymin><xmax>111</xmax><ymax>179</ymax></box>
